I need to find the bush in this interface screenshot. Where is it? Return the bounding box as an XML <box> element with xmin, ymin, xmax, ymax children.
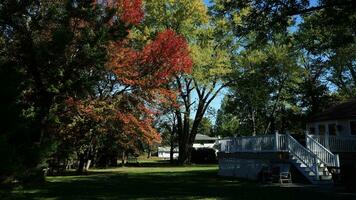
<box><xmin>341</xmin><ymin>164</ymin><xmax>356</xmax><ymax>192</ymax></box>
<box><xmin>191</xmin><ymin>148</ymin><xmax>217</xmax><ymax>164</ymax></box>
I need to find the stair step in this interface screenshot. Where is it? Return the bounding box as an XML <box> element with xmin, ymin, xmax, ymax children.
<box><xmin>308</xmin><ymin>171</ymin><xmax>328</xmax><ymax>176</ymax></box>
<box><xmin>286</xmin><ymin>134</ymin><xmax>335</xmax><ymax>185</ymax></box>
<box><xmin>299</xmin><ymin>163</ymin><xmax>307</xmax><ymax>168</ymax></box>
<box><xmin>308</xmin><ymin>171</ymin><xmax>316</xmax><ymax>176</ymax></box>
<box><xmin>319</xmin><ymin>176</ymin><xmax>333</xmax><ymax>181</ymax></box>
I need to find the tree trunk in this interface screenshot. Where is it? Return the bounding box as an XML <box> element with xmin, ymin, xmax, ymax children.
<box><xmin>251</xmin><ymin>109</ymin><xmax>256</xmax><ymax>136</ymax></box>
<box><xmin>169</xmin><ymin>131</ymin><xmax>174</xmax><ymax>163</ymax></box>
<box><xmin>77</xmin><ymin>154</ymin><xmax>86</xmax><ymax>173</ymax></box>
<box><xmin>270</xmin><ymin>117</ymin><xmax>276</xmax><ymax>134</ymax></box>
<box><xmin>121</xmin><ymin>151</ymin><xmax>126</xmax><ymax>165</ymax></box>
<box><xmin>147</xmin><ymin>148</ymin><xmax>151</xmax><ymax>159</ymax></box>
<box><xmin>175</xmin><ymin>77</ymin><xmax>227</xmax><ymax>164</ymax></box>
<box><xmin>178</xmin><ymin>112</ymin><xmax>204</xmax><ymax>164</ymax></box>
<box><xmin>170</xmin><ymin>145</ymin><xmax>174</xmax><ymax>164</ymax></box>
<box><xmin>178</xmin><ymin>142</ymin><xmax>190</xmax><ymax>164</ymax></box>
<box><xmin>110</xmin><ymin>153</ymin><xmax>118</xmax><ymax>167</ymax></box>
<box><xmin>178</xmin><ymin>114</ymin><xmax>193</xmax><ymax>164</ymax></box>
<box><xmin>170</xmin><ymin>118</ymin><xmax>177</xmax><ymax>164</ymax></box>
<box><xmin>264</xmin><ymin>77</ymin><xmax>287</xmax><ymax>134</ymax></box>
<box><xmin>85</xmin><ymin>160</ymin><xmax>91</xmax><ymax>171</ymax></box>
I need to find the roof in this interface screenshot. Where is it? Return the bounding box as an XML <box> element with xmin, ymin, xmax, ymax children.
<box><xmin>158</xmin><ymin>147</ymin><xmax>178</xmax><ymax>152</ymax></box>
<box><xmin>309</xmin><ymin>99</ymin><xmax>356</xmax><ymax>122</ymax></box>
<box><xmin>195</xmin><ymin>134</ymin><xmax>218</xmax><ymax>141</ymax></box>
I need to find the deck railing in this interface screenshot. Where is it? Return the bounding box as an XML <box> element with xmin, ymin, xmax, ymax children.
<box><xmin>218</xmin><ymin>139</ymin><xmax>231</xmax><ymax>152</ymax></box>
<box><xmin>219</xmin><ymin>133</ymin><xmax>321</xmax><ymax>180</ymax></box>
<box><xmin>287</xmin><ymin>134</ymin><xmax>320</xmax><ymax>180</ymax></box>
<box><xmin>306</xmin><ymin>134</ymin><xmax>340</xmax><ymax>167</ymax></box>
<box><xmin>309</xmin><ymin>135</ymin><xmax>356</xmax><ymax>152</ymax></box>
<box><xmin>221</xmin><ymin>133</ymin><xmax>288</xmax><ymax>153</ymax></box>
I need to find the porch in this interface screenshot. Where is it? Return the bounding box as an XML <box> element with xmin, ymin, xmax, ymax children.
<box><xmin>308</xmin><ymin>135</ymin><xmax>356</xmax><ymax>152</ymax></box>
<box><xmin>219</xmin><ymin>133</ymin><xmax>356</xmax><ymax>154</ymax></box>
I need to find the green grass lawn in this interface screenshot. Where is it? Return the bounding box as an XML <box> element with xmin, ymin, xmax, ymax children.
<box><xmin>0</xmin><ymin>162</ymin><xmax>354</xmax><ymax>200</ymax></box>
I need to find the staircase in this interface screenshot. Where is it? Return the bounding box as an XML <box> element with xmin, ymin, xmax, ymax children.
<box><xmin>286</xmin><ymin>134</ymin><xmax>339</xmax><ymax>184</ymax></box>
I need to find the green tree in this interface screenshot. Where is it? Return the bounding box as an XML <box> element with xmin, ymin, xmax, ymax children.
<box><xmin>135</xmin><ymin>0</ymin><xmax>232</xmax><ymax>163</ymax></box>
<box><xmin>214</xmin><ymin>96</ymin><xmax>240</xmax><ymax>137</ymax></box>
<box><xmin>1</xmin><ymin>0</ymin><xmax>190</xmax><ymax>180</ymax></box>
<box><xmin>297</xmin><ymin>5</ymin><xmax>356</xmax><ymax>98</ymax></box>
<box><xmin>210</xmin><ymin>0</ymin><xmax>355</xmax><ymax>136</ymax></box>
<box><xmin>0</xmin><ymin>0</ymin><xmax>121</xmax><ymax>181</ymax></box>
<box><xmin>197</xmin><ymin>117</ymin><xmax>213</xmax><ymax>136</ymax></box>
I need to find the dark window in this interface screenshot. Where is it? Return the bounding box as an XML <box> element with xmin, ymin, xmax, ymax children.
<box><xmin>319</xmin><ymin>125</ymin><xmax>325</xmax><ymax>135</ymax></box>
<box><xmin>328</xmin><ymin>124</ymin><xmax>337</xmax><ymax>136</ymax></box>
<box><xmin>350</xmin><ymin>121</ymin><xmax>356</xmax><ymax>135</ymax></box>
<box><xmin>309</xmin><ymin>127</ymin><xmax>315</xmax><ymax>134</ymax></box>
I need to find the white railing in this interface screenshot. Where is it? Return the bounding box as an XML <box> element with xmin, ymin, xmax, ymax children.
<box><xmin>219</xmin><ymin>133</ymin><xmax>331</xmax><ymax>181</ymax></box>
<box><xmin>221</xmin><ymin>133</ymin><xmax>288</xmax><ymax>153</ymax></box>
<box><xmin>287</xmin><ymin>134</ymin><xmax>319</xmax><ymax>180</ymax></box>
<box><xmin>309</xmin><ymin>135</ymin><xmax>356</xmax><ymax>152</ymax></box>
<box><xmin>306</xmin><ymin>134</ymin><xmax>340</xmax><ymax>167</ymax></box>
<box><xmin>218</xmin><ymin>139</ymin><xmax>231</xmax><ymax>152</ymax></box>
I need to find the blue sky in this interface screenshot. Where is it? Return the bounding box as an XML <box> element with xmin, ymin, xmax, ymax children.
<box><xmin>204</xmin><ymin>0</ymin><xmax>213</xmax><ymax>7</ymax></box>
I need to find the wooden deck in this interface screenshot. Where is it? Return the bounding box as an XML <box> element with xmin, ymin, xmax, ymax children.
<box><xmin>218</xmin><ymin>133</ymin><xmax>345</xmax><ymax>185</ymax></box>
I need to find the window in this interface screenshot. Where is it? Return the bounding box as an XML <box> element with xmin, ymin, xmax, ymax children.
<box><xmin>328</xmin><ymin>124</ymin><xmax>337</xmax><ymax>136</ymax></box>
<box><xmin>318</xmin><ymin>125</ymin><xmax>325</xmax><ymax>135</ymax></box>
<box><xmin>350</xmin><ymin>121</ymin><xmax>356</xmax><ymax>135</ymax></box>
<box><xmin>309</xmin><ymin>127</ymin><xmax>315</xmax><ymax>134</ymax></box>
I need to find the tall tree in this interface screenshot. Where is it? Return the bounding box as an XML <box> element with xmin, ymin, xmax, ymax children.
<box><xmin>133</xmin><ymin>0</ymin><xmax>232</xmax><ymax>163</ymax></box>
<box><xmin>1</xmin><ymin>0</ymin><xmax>125</xmax><ymax>180</ymax></box>
<box><xmin>297</xmin><ymin>4</ymin><xmax>356</xmax><ymax>98</ymax></box>
<box><xmin>211</xmin><ymin>0</ymin><xmax>355</xmax><ymax>136</ymax></box>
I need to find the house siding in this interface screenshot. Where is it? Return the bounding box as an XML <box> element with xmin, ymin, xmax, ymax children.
<box><xmin>307</xmin><ymin>119</ymin><xmax>355</xmax><ymax>136</ymax></box>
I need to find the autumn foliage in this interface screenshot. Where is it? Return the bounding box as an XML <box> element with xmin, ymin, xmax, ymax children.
<box><xmin>108</xmin><ymin>29</ymin><xmax>192</xmax><ymax>88</ymax></box>
<box><xmin>109</xmin><ymin>27</ymin><xmax>192</xmax><ymax>141</ymax></box>
<box><xmin>94</xmin><ymin>0</ymin><xmax>144</xmax><ymax>25</ymax></box>
<box><xmin>104</xmin><ymin>28</ymin><xmax>192</xmax><ymax>147</ymax></box>
<box><xmin>62</xmin><ymin>96</ymin><xmax>160</xmax><ymax>154</ymax></box>
<box><xmin>119</xmin><ymin>0</ymin><xmax>144</xmax><ymax>25</ymax></box>
<box><xmin>62</xmin><ymin>2</ymin><xmax>192</xmax><ymax>153</ymax></box>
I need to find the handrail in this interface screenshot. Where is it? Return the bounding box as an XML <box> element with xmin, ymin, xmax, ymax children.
<box><xmin>306</xmin><ymin>134</ymin><xmax>340</xmax><ymax>167</ymax></box>
<box><xmin>286</xmin><ymin>134</ymin><xmax>319</xmax><ymax>180</ymax></box>
<box><xmin>221</xmin><ymin>134</ymin><xmax>288</xmax><ymax>153</ymax></box>
<box><xmin>309</xmin><ymin>135</ymin><xmax>356</xmax><ymax>152</ymax></box>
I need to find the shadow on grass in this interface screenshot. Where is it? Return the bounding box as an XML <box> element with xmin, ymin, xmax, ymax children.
<box><xmin>1</xmin><ymin>167</ymin><xmax>354</xmax><ymax>200</ymax></box>
<box><xmin>126</xmin><ymin>160</ymin><xmax>175</xmax><ymax>168</ymax></box>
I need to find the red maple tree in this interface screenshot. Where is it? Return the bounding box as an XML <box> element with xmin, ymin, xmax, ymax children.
<box><xmin>108</xmin><ymin>28</ymin><xmax>192</xmax><ymax>143</ymax></box>
<box><xmin>108</xmin><ymin>29</ymin><xmax>192</xmax><ymax>89</ymax></box>
<box><xmin>94</xmin><ymin>0</ymin><xmax>144</xmax><ymax>25</ymax></box>
<box><xmin>63</xmin><ymin>0</ymin><xmax>192</xmax><ymax>156</ymax></box>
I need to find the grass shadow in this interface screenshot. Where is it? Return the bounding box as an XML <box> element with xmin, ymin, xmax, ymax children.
<box><xmin>1</xmin><ymin>165</ymin><xmax>355</xmax><ymax>200</ymax></box>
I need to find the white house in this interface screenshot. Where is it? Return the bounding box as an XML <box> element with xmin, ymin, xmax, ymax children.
<box><xmin>192</xmin><ymin>134</ymin><xmax>218</xmax><ymax>149</ymax></box>
<box><xmin>306</xmin><ymin>99</ymin><xmax>356</xmax><ymax>136</ymax></box>
<box><xmin>158</xmin><ymin>134</ymin><xmax>219</xmax><ymax>159</ymax></box>
<box><xmin>157</xmin><ymin>147</ymin><xmax>178</xmax><ymax>159</ymax></box>
<box><xmin>306</xmin><ymin>99</ymin><xmax>356</xmax><ymax>152</ymax></box>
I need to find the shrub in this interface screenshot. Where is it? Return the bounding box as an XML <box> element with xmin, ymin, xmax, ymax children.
<box><xmin>191</xmin><ymin>148</ymin><xmax>217</xmax><ymax>164</ymax></box>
